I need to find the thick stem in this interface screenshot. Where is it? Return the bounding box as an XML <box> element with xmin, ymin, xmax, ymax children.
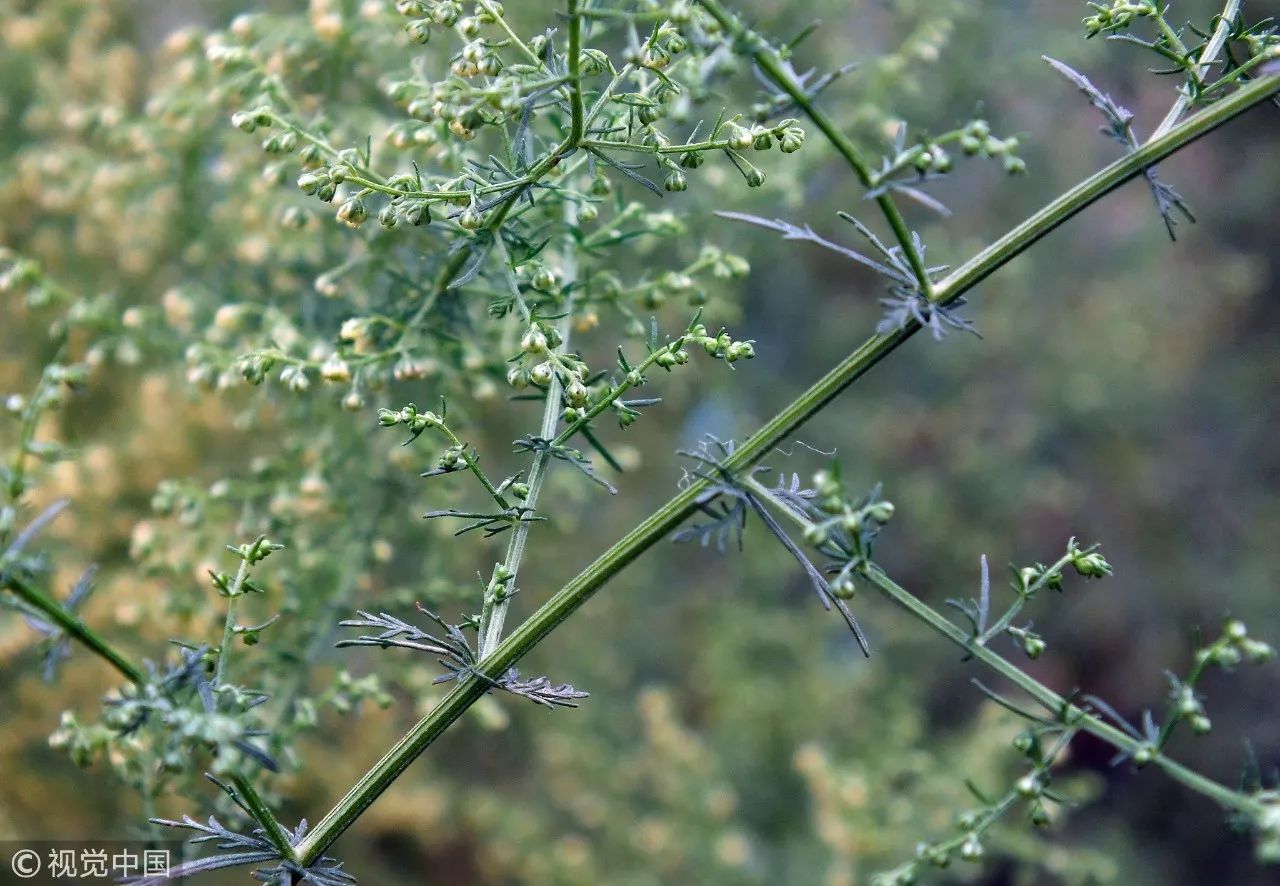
<box><xmin>293</xmin><ymin>69</ymin><xmax>1280</xmax><ymax>867</ymax></box>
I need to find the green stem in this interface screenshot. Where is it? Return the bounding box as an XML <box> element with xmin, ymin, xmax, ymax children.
<box><xmin>292</xmin><ymin>68</ymin><xmax>1280</xmax><ymax>868</ymax></box>
<box><xmin>3</xmin><ymin>573</ymin><xmax>144</xmax><ymax>685</ymax></box>
<box><xmin>1152</xmin><ymin>0</ymin><xmax>1242</xmax><ymax>137</ymax></box>
<box><xmin>696</xmin><ymin>0</ymin><xmax>934</xmax><ymax>296</ymax></box>
<box><xmin>229</xmin><ymin>773</ymin><xmax>297</xmax><ymax>863</ymax></box>
<box><xmin>478</xmin><ymin>211</ymin><xmax>578</xmax><ymax>657</ymax></box>
<box><xmin>567</xmin><ymin>0</ymin><xmax>586</xmax><ymax>146</ymax></box>
<box><xmin>977</xmin><ymin>551</ymin><xmax>1075</xmax><ymax>645</ymax></box>
<box><xmin>860</xmin><ymin>565</ymin><xmax>1262</xmax><ymax>816</ymax></box>
<box><xmin>745</xmin><ymin>474</ymin><xmax>1262</xmax><ymax>817</ymax></box>
<box><xmin>214</xmin><ymin>558</ymin><xmax>251</xmax><ymax>687</ymax></box>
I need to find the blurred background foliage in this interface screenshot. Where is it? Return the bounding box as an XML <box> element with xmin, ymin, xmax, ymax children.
<box><xmin>0</xmin><ymin>0</ymin><xmax>1277</xmax><ymax>883</ymax></box>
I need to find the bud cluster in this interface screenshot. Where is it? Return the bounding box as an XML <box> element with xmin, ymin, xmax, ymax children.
<box><xmin>1083</xmin><ymin>1</ymin><xmax>1157</xmax><ymax>38</ymax></box>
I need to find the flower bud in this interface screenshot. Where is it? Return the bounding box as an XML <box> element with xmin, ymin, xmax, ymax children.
<box><xmin>778</xmin><ymin>127</ymin><xmax>805</xmax><ymax>153</ymax></box>
<box><xmin>531</xmin><ymin>267</ymin><xmax>557</xmax><ymax>291</ymax></box>
<box><xmin>406</xmin><ymin>18</ymin><xmax>431</xmax><ymax>43</ymax></box>
<box><xmin>726</xmin><ymin>123</ymin><xmax>753</xmax><ymax>150</ymax></box>
<box><xmin>529</xmin><ymin>362</ymin><xmax>554</xmax><ymax>386</ymax></box>
<box><xmin>298</xmin><ymin>171</ymin><xmax>326</xmax><ymax>194</ymax></box>
<box><xmin>336</xmin><ymin>197</ymin><xmax>369</xmax><ymax>228</ymax></box>
<box><xmin>1015</xmin><ymin>774</ymin><xmax>1042</xmax><ymax>798</ymax></box>
<box><xmin>521</xmin><ymin>326</ymin><xmax>549</xmax><ymax>354</ymax></box>
<box><xmin>664</xmin><ymin>169</ymin><xmax>688</xmax><ymax>192</ymax></box>
<box><xmin>565</xmin><ymin>379</ymin><xmax>589</xmax><ymax>408</ymax></box>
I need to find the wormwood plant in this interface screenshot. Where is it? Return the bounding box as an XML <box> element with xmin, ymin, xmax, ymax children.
<box><xmin>2</xmin><ymin>0</ymin><xmax>1280</xmax><ymax>881</ymax></box>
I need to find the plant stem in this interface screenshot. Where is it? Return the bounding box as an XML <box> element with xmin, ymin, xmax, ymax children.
<box><xmin>745</xmin><ymin>475</ymin><xmax>1264</xmax><ymax>818</ymax></box>
<box><xmin>214</xmin><ymin>558</ymin><xmax>251</xmax><ymax>687</ymax></box>
<box><xmin>478</xmin><ymin>207</ymin><xmax>578</xmax><ymax>657</ymax></box>
<box><xmin>293</xmin><ymin>69</ymin><xmax>1280</xmax><ymax>868</ymax></box>
<box><xmin>977</xmin><ymin>550</ymin><xmax>1075</xmax><ymax>645</ymax></box>
<box><xmin>1152</xmin><ymin>0</ymin><xmax>1243</xmax><ymax>137</ymax></box>
<box><xmin>860</xmin><ymin>565</ymin><xmax>1263</xmax><ymax>816</ymax></box>
<box><xmin>567</xmin><ymin>0</ymin><xmax>586</xmax><ymax>146</ymax></box>
<box><xmin>695</xmin><ymin>0</ymin><xmax>934</xmax><ymax>296</ymax></box>
<box><xmin>2</xmin><ymin>573</ymin><xmax>144</xmax><ymax>685</ymax></box>
<box><xmin>229</xmin><ymin>773</ymin><xmax>297</xmax><ymax>863</ymax></box>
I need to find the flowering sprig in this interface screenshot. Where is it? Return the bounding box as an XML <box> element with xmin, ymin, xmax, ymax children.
<box><xmin>732</xmin><ymin>455</ymin><xmax>1280</xmax><ymax>870</ymax></box>
<box><xmin>866</xmin><ymin>118</ymin><xmax>1026</xmax><ymax>215</ymax></box>
<box><xmin>873</xmin><ymin>724</ymin><xmax>1079</xmax><ymax>883</ymax></box>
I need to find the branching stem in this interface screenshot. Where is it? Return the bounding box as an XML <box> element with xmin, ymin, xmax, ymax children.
<box><xmin>292</xmin><ymin>71</ymin><xmax>1280</xmax><ymax>866</ymax></box>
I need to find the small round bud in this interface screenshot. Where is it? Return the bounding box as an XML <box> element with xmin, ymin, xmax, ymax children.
<box><xmin>680</xmin><ymin>150</ymin><xmax>705</xmax><ymax>169</ymax></box>
<box><xmin>664</xmin><ymin>169</ymin><xmax>688</xmax><ymax>192</ymax></box>
<box><xmin>1015</xmin><ymin>774</ymin><xmax>1042</xmax><ymax>798</ymax></box>
<box><xmin>778</xmin><ymin>127</ymin><xmax>805</xmax><ymax>153</ymax></box>
<box><xmin>511</xmin><ymin>482</ymin><xmax>530</xmax><ymax>500</ymax></box>
<box><xmin>298</xmin><ymin>172</ymin><xmax>325</xmax><ymax>194</ymax></box>
<box><xmin>406</xmin><ymin>18</ymin><xmax>431</xmax><ymax>43</ymax></box>
<box><xmin>529</xmin><ymin>362</ymin><xmax>554</xmax><ymax>386</ymax></box>
<box><xmin>865</xmin><ymin>501</ymin><xmax>895</xmax><ymax>523</ymax></box>
<box><xmin>506</xmin><ymin>366</ymin><xmax>529</xmax><ymax>389</ymax></box>
<box><xmin>521</xmin><ymin>326</ymin><xmax>549</xmax><ymax>354</ymax></box>
<box><xmin>959</xmin><ymin>837</ymin><xmax>983</xmax><ymax>862</ymax></box>
<box><xmin>744</xmin><ymin>167</ymin><xmax>766</xmax><ymax>188</ymax></box>
<box><xmin>565</xmin><ymin>379</ymin><xmax>589</xmax><ymax>408</ymax></box>
<box><xmin>531</xmin><ymin>267</ymin><xmax>557</xmax><ymax>291</ymax></box>
<box><xmin>726</xmin><ymin>124</ymin><xmax>754</xmax><ymax>150</ymax></box>
<box><xmin>336</xmin><ymin>197</ymin><xmax>369</xmax><ymax>228</ymax></box>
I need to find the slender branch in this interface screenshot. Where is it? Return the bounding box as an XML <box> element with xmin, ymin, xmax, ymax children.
<box><xmin>291</xmin><ymin>72</ymin><xmax>1280</xmax><ymax>866</ymax></box>
<box><xmin>478</xmin><ymin>210</ymin><xmax>578</xmax><ymax>657</ymax></box>
<box><xmin>696</xmin><ymin>0</ymin><xmax>934</xmax><ymax>296</ymax></box>
<box><xmin>1152</xmin><ymin>0</ymin><xmax>1242</xmax><ymax>137</ymax></box>
<box><xmin>3</xmin><ymin>573</ymin><xmax>144</xmax><ymax>684</ymax></box>
<box><xmin>567</xmin><ymin>0</ymin><xmax>586</xmax><ymax>146</ymax></box>
<box><xmin>214</xmin><ymin>557</ymin><xmax>251</xmax><ymax>686</ymax></box>
<box><xmin>228</xmin><ymin>773</ymin><xmax>297</xmax><ymax>863</ymax></box>
<box><xmin>746</xmin><ymin>475</ymin><xmax>1262</xmax><ymax>817</ymax></box>
<box><xmin>977</xmin><ymin>550</ymin><xmax>1074</xmax><ymax>645</ymax></box>
<box><xmin>860</xmin><ymin>564</ymin><xmax>1263</xmax><ymax>815</ymax></box>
